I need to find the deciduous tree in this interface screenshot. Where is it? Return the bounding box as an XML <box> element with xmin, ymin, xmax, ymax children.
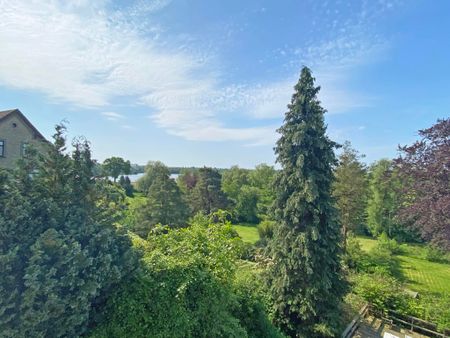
<box><xmin>366</xmin><ymin>159</ymin><xmax>403</xmax><ymax>238</ymax></box>
<box><xmin>249</xmin><ymin>163</ymin><xmax>276</xmax><ymax>218</ymax></box>
<box><xmin>395</xmin><ymin>118</ymin><xmax>450</xmax><ymax>249</ymax></box>
<box><xmin>102</xmin><ymin>156</ymin><xmax>131</xmax><ymax>182</ymax></box>
<box><xmin>333</xmin><ymin>141</ymin><xmax>368</xmax><ymax>248</ymax></box>
<box><xmin>136</xmin><ymin>161</ymin><xmax>168</xmax><ymax>193</ymax></box>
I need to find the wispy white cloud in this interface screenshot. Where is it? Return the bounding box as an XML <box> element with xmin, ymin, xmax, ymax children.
<box><xmin>101</xmin><ymin>111</ymin><xmax>125</xmax><ymax>121</ymax></box>
<box><xmin>0</xmin><ymin>0</ymin><xmax>278</xmax><ymax>144</ymax></box>
<box><xmin>0</xmin><ymin>0</ymin><xmax>394</xmax><ymax>145</ymax></box>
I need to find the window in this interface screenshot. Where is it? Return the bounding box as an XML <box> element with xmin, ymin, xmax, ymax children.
<box><xmin>0</xmin><ymin>140</ymin><xmax>4</xmax><ymax>157</ymax></box>
<box><xmin>21</xmin><ymin>142</ymin><xmax>29</xmax><ymax>157</ymax></box>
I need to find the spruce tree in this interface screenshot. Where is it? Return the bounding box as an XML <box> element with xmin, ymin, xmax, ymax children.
<box><xmin>268</xmin><ymin>67</ymin><xmax>347</xmax><ymax>337</ymax></box>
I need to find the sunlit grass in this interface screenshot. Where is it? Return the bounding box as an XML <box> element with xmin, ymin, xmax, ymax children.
<box><xmin>398</xmin><ymin>255</ymin><xmax>450</xmax><ymax>294</ymax></box>
<box><xmin>356</xmin><ymin>236</ymin><xmax>450</xmax><ymax>295</ymax></box>
<box><xmin>233</xmin><ymin>223</ymin><xmax>260</xmax><ymax>244</ymax></box>
<box><xmin>356</xmin><ymin>236</ymin><xmax>378</xmax><ymax>252</ymax></box>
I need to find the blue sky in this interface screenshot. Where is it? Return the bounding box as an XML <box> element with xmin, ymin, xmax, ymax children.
<box><xmin>0</xmin><ymin>0</ymin><xmax>449</xmax><ymax>167</ymax></box>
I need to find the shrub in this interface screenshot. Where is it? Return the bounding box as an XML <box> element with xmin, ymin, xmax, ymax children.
<box><xmin>424</xmin><ymin>245</ymin><xmax>449</xmax><ymax>263</ymax></box>
<box><xmin>352</xmin><ymin>273</ymin><xmax>407</xmax><ymax>313</ymax></box>
<box><xmin>233</xmin><ymin>265</ymin><xmax>286</xmax><ymax>338</ymax></box>
<box><xmin>359</xmin><ymin>246</ymin><xmax>401</xmax><ymax>276</ymax></box>
<box><xmin>405</xmin><ymin>293</ymin><xmax>450</xmax><ymax>332</ymax></box>
<box><xmin>257</xmin><ymin>220</ymin><xmax>275</xmax><ymax>246</ymax></box>
<box><xmin>88</xmin><ymin>220</ymin><xmax>279</xmax><ymax>337</ymax></box>
<box><xmin>377</xmin><ymin>232</ymin><xmax>404</xmax><ymax>254</ymax></box>
<box><xmin>343</xmin><ymin>235</ymin><xmax>365</xmax><ymax>270</ymax></box>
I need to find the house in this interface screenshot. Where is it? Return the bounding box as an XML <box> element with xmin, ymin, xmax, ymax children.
<box><xmin>0</xmin><ymin>109</ymin><xmax>47</xmax><ymax>169</ymax></box>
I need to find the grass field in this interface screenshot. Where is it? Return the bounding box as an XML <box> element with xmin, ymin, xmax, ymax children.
<box><xmin>233</xmin><ymin>223</ymin><xmax>260</xmax><ymax>244</ymax></box>
<box><xmin>398</xmin><ymin>255</ymin><xmax>450</xmax><ymax>294</ymax></box>
<box><xmin>356</xmin><ymin>236</ymin><xmax>378</xmax><ymax>252</ymax></box>
<box><xmin>356</xmin><ymin>236</ymin><xmax>450</xmax><ymax>295</ymax></box>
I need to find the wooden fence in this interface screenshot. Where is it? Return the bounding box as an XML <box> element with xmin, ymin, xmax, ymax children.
<box><xmin>342</xmin><ymin>304</ymin><xmax>449</xmax><ymax>338</ymax></box>
<box><xmin>341</xmin><ymin>304</ymin><xmax>369</xmax><ymax>338</ymax></box>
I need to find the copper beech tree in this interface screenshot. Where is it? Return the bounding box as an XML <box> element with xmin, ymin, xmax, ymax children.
<box><xmin>395</xmin><ymin>118</ymin><xmax>450</xmax><ymax>249</ymax></box>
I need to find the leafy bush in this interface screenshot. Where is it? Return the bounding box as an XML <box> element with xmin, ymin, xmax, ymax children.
<box><xmin>362</xmin><ymin>246</ymin><xmax>401</xmax><ymax>276</ymax></box>
<box><xmin>343</xmin><ymin>235</ymin><xmax>365</xmax><ymax>270</ymax></box>
<box><xmin>424</xmin><ymin>245</ymin><xmax>449</xmax><ymax>263</ymax></box>
<box><xmin>352</xmin><ymin>273</ymin><xmax>407</xmax><ymax>313</ymax></box>
<box><xmin>88</xmin><ymin>220</ymin><xmax>280</xmax><ymax>337</ymax></box>
<box><xmin>257</xmin><ymin>220</ymin><xmax>275</xmax><ymax>246</ymax></box>
<box><xmin>377</xmin><ymin>232</ymin><xmax>404</xmax><ymax>254</ymax></box>
<box><xmin>405</xmin><ymin>293</ymin><xmax>450</xmax><ymax>332</ymax></box>
<box><xmin>233</xmin><ymin>265</ymin><xmax>286</xmax><ymax>338</ymax></box>
<box><xmin>345</xmin><ymin>236</ymin><xmax>400</xmax><ymax>276</ymax></box>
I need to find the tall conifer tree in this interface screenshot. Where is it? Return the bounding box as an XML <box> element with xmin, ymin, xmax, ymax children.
<box><xmin>268</xmin><ymin>67</ymin><xmax>347</xmax><ymax>337</ymax></box>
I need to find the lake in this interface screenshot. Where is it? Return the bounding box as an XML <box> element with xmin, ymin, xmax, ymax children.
<box><xmin>127</xmin><ymin>173</ymin><xmax>179</xmax><ymax>182</ymax></box>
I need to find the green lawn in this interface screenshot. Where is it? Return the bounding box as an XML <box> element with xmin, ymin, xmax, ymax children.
<box><xmin>356</xmin><ymin>236</ymin><xmax>450</xmax><ymax>295</ymax></box>
<box><xmin>233</xmin><ymin>223</ymin><xmax>260</xmax><ymax>244</ymax></box>
<box><xmin>356</xmin><ymin>236</ymin><xmax>378</xmax><ymax>252</ymax></box>
<box><xmin>398</xmin><ymin>255</ymin><xmax>450</xmax><ymax>294</ymax></box>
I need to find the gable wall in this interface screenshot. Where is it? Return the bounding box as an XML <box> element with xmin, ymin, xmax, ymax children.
<box><xmin>0</xmin><ymin>113</ymin><xmax>45</xmax><ymax>169</ymax></box>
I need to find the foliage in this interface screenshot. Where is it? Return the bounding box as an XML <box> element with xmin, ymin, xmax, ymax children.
<box><xmin>87</xmin><ymin>220</ymin><xmax>280</xmax><ymax>337</ymax></box>
<box><xmin>366</xmin><ymin>159</ymin><xmax>408</xmax><ymax>239</ymax></box>
<box><xmin>233</xmin><ymin>266</ymin><xmax>286</xmax><ymax>338</ymax></box>
<box><xmin>135</xmin><ymin>161</ymin><xmax>169</xmax><ymax>193</ymax></box>
<box><xmin>342</xmin><ymin>234</ymin><xmax>365</xmax><ymax>270</ymax></box>
<box><xmin>0</xmin><ymin>126</ymin><xmax>135</xmax><ymax>337</ymax></box>
<box><xmin>222</xmin><ymin>166</ymin><xmax>250</xmax><ymax>201</ymax></box>
<box><xmin>102</xmin><ymin>156</ymin><xmax>131</xmax><ymax>182</ymax></box>
<box><xmin>222</xmin><ymin>166</ymin><xmax>260</xmax><ymax>223</ymax></box>
<box><xmin>345</xmin><ymin>235</ymin><xmax>400</xmax><ymax>276</ymax></box>
<box><xmin>134</xmin><ymin>162</ymin><xmax>189</xmax><ymax>237</ymax></box>
<box><xmin>352</xmin><ymin>273</ymin><xmax>406</xmax><ymax>313</ymax></box>
<box><xmin>248</xmin><ymin>164</ymin><xmax>276</xmax><ymax>218</ymax></box>
<box><xmin>362</xmin><ymin>246</ymin><xmax>401</xmax><ymax>276</ymax></box>
<box><xmin>405</xmin><ymin>293</ymin><xmax>450</xmax><ymax>331</ymax></box>
<box><xmin>424</xmin><ymin>245</ymin><xmax>449</xmax><ymax>263</ymax></box>
<box><xmin>177</xmin><ymin>168</ymin><xmax>199</xmax><ymax>195</ymax></box>
<box><xmin>268</xmin><ymin>67</ymin><xmax>347</xmax><ymax>337</ymax></box>
<box><xmin>234</xmin><ymin>185</ymin><xmax>260</xmax><ymax>223</ymax></box>
<box><xmin>257</xmin><ymin>220</ymin><xmax>275</xmax><ymax>246</ymax></box>
<box><xmin>190</xmin><ymin>167</ymin><xmax>228</xmax><ymax>215</ymax></box>
<box><xmin>376</xmin><ymin>232</ymin><xmax>404</xmax><ymax>255</ymax></box>
<box><xmin>209</xmin><ymin>209</ymin><xmax>233</xmax><ymax>224</ymax></box>
<box><xmin>118</xmin><ymin>175</ymin><xmax>134</xmax><ymax>196</ymax></box>
<box><xmin>333</xmin><ymin>141</ymin><xmax>368</xmax><ymax>246</ymax></box>
<box><xmin>395</xmin><ymin>118</ymin><xmax>450</xmax><ymax>250</ymax></box>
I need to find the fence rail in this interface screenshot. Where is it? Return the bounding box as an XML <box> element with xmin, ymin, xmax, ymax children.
<box><xmin>341</xmin><ymin>304</ymin><xmax>369</xmax><ymax>338</ymax></box>
<box><xmin>370</xmin><ymin>307</ymin><xmax>449</xmax><ymax>338</ymax></box>
<box><xmin>341</xmin><ymin>304</ymin><xmax>449</xmax><ymax>338</ymax></box>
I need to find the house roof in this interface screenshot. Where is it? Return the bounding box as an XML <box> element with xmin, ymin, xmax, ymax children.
<box><xmin>0</xmin><ymin>109</ymin><xmax>17</xmax><ymax>120</ymax></box>
<box><xmin>0</xmin><ymin>109</ymin><xmax>46</xmax><ymax>140</ymax></box>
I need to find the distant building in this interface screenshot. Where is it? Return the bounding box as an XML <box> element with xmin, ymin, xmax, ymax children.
<box><xmin>0</xmin><ymin>109</ymin><xmax>47</xmax><ymax>169</ymax></box>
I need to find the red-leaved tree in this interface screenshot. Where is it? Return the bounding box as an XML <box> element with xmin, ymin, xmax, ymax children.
<box><xmin>395</xmin><ymin>118</ymin><xmax>450</xmax><ymax>249</ymax></box>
